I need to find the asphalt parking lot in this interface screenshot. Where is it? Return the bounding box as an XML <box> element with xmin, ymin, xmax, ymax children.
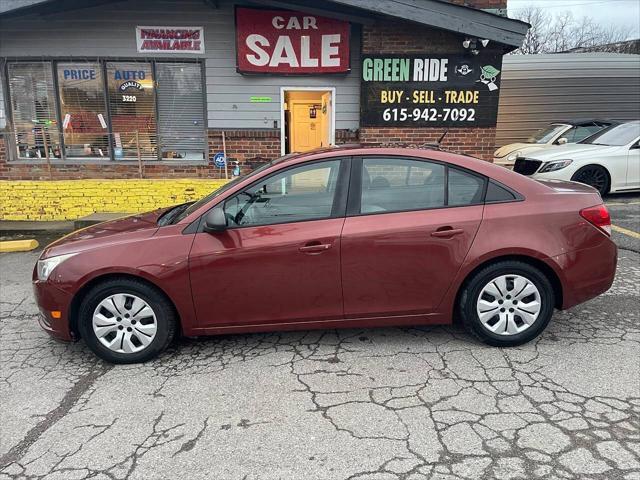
<box><xmin>0</xmin><ymin>195</ymin><xmax>638</xmax><ymax>480</ymax></box>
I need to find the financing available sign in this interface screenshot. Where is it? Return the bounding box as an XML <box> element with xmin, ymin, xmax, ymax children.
<box><xmin>136</xmin><ymin>26</ymin><xmax>205</xmax><ymax>53</ymax></box>
<box><xmin>361</xmin><ymin>53</ymin><xmax>503</xmax><ymax>127</ymax></box>
<box><xmin>235</xmin><ymin>7</ymin><xmax>350</xmax><ymax>74</ymax></box>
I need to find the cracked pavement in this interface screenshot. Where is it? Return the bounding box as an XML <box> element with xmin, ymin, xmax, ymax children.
<box><xmin>1</xmin><ymin>198</ymin><xmax>639</xmax><ymax>480</ymax></box>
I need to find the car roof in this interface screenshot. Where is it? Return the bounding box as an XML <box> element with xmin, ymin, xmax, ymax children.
<box><xmin>551</xmin><ymin>119</ymin><xmax>618</xmax><ymax>127</ymax></box>
<box><xmin>276</xmin><ymin>145</ymin><xmax>544</xmax><ymax>190</ymax></box>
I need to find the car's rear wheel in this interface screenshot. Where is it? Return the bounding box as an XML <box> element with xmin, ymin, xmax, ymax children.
<box><xmin>78</xmin><ymin>278</ymin><xmax>177</xmax><ymax>364</ymax></box>
<box><xmin>571</xmin><ymin>165</ymin><xmax>610</xmax><ymax>196</ymax></box>
<box><xmin>459</xmin><ymin>261</ymin><xmax>555</xmax><ymax>346</ymax></box>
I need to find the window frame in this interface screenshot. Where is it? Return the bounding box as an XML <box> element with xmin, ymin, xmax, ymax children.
<box><xmin>200</xmin><ymin>157</ymin><xmax>352</xmax><ymax>231</ymax></box>
<box><xmin>2</xmin><ymin>57</ymin><xmax>207</xmax><ymax>164</ymax></box>
<box><xmin>347</xmin><ymin>155</ymin><xmax>511</xmax><ymax>217</ymax></box>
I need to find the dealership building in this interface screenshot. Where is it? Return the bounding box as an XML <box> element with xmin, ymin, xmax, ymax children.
<box><xmin>0</xmin><ymin>0</ymin><xmax>527</xmax><ymax>183</ymax></box>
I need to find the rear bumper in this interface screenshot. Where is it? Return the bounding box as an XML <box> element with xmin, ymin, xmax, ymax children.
<box><xmin>32</xmin><ymin>280</ymin><xmax>74</xmax><ymax>341</ymax></box>
<box><xmin>553</xmin><ymin>238</ymin><xmax>618</xmax><ymax>310</ymax></box>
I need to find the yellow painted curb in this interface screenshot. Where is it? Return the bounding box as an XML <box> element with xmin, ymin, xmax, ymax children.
<box><xmin>612</xmin><ymin>224</ymin><xmax>640</xmax><ymax>240</ymax></box>
<box><xmin>0</xmin><ymin>239</ymin><xmax>40</xmax><ymax>253</ymax></box>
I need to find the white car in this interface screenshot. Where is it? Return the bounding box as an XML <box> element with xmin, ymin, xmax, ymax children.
<box><xmin>493</xmin><ymin>120</ymin><xmax>614</xmax><ymax>168</ymax></box>
<box><xmin>512</xmin><ymin>121</ymin><xmax>640</xmax><ymax>195</ymax></box>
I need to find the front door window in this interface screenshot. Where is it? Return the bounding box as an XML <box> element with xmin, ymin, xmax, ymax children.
<box><xmin>225</xmin><ymin>160</ymin><xmax>341</xmax><ymax>226</ymax></box>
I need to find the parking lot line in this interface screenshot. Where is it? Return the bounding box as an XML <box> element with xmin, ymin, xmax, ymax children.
<box><xmin>606</xmin><ymin>201</ymin><xmax>640</xmax><ymax>206</ymax></box>
<box><xmin>612</xmin><ymin>224</ymin><xmax>640</xmax><ymax>239</ymax></box>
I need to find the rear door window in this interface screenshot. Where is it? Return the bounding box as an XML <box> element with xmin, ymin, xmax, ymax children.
<box><xmin>360</xmin><ymin>158</ymin><xmax>445</xmax><ymax>214</ymax></box>
<box><xmin>448</xmin><ymin>168</ymin><xmax>485</xmax><ymax>206</ymax></box>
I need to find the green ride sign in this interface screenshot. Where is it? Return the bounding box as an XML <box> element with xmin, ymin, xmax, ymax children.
<box><xmin>360</xmin><ymin>53</ymin><xmax>503</xmax><ymax>127</ymax></box>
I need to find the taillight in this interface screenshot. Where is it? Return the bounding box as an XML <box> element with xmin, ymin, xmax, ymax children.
<box><xmin>580</xmin><ymin>204</ymin><xmax>611</xmax><ymax>236</ymax></box>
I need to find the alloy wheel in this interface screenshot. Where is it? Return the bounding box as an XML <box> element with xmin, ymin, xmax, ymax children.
<box><xmin>573</xmin><ymin>166</ymin><xmax>607</xmax><ymax>194</ymax></box>
<box><xmin>92</xmin><ymin>293</ymin><xmax>158</xmax><ymax>353</ymax></box>
<box><xmin>476</xmin><ymin>274</ymin><xmax>541</xmax><ymax>336</ymax></box>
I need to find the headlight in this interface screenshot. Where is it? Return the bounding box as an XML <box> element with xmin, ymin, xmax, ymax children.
<box><xmin>37</xmin><ymin>253</ymin><xmax>76</xmax><ymax>281</ymax></box>
<box><xmin>539</xmin><ymin>159</ymin><xmax>573</xmax><ymax>173</ymax></box>
<box><xmin>506</xmin><ymin>150</ymin><xmax>522</xmax><ymax>162</ymax></box>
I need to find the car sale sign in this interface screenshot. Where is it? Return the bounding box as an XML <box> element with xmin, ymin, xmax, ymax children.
<box><xmin>235</xmin><ymin>7</ymin><xmax>350</xmax><ymax>74</ymax></box>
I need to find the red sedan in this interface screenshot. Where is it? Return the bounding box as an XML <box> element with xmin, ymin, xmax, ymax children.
<box><xmin>33</xmin><ymin>147</ymin><xmax>617</xmax><ymax>363</ymax></box>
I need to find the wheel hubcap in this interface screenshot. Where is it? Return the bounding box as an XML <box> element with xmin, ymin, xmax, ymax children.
<box><xmin>476</xmin><ymin>274</ymin><xmax>541</xmax><ymax>336</ymax></box>
<box><xmin>92</xmin><ymin>293</ymin><xmax>157</xmax><ymax>354</ymax></box>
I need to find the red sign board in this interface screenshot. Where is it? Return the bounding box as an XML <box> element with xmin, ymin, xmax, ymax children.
<box><xmin>235</xmin><ymin>7</ymin><xmax>350</xmax><ymax>74</ymax></box>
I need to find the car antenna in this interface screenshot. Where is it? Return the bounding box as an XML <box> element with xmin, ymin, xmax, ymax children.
<box><xmin>437</xmin><ymin>128</ymin><xmax>449</xmax><ymax>148</ymax></box>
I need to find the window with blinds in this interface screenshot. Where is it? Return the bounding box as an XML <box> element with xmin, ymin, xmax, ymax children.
<box><xmin>57</xmin><ymin>62</ymin><xmax>110</xmax><ymax>158</ymax></box>
<box><xmin>7</xmin><ymin>62</ymin><xmax>61</xmax><ymax>159</ymax></box>
<box><xmin>0</xmin><ymin>68</ymin><xmax>6</xmax><ymax>130</ymax></box>
<box><xmin>106</xmin><ymin>62</ymin><xmax>157</xmax><ymax>161</ymax></box>
<box><xmin>156</xmin><ymin>63</ymin><xmax>206</xmax><ymax>160</ymax></box>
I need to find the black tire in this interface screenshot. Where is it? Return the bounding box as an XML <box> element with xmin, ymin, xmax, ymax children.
<box><xmin>458</xmin><ymin>261</ymin><xmax>555</xmax><ymax>347</ymax></box>
<box><xmin>78</xmin><ymin>278</ymin><xmax>177</xmax><ymax>364</ymax></box>
<box><xmin>571</xmin><ymin>165</ymin><xmax>610</xmax><ymax>196</ymax></box>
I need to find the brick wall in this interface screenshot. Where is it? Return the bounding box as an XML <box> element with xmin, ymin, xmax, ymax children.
<box><xmin>361</xmin><ymin>21</ymin><xmax>504</xmax><ymax>161</ymax></box>
<box><xmin>0</xmin><ymin>179</ymin><xmax>228</xmax><ymax>221</ymax></box>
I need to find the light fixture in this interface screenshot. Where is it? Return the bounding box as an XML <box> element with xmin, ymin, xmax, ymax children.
<box><xmin>481</xmin><ymin>39</ymin><xmax>490</xmax><ymax>47</ymax></box>
<box><xmin>462</xmin><ymin>38</ymin><xmax>471</xmax><ymax>48</ymax></box>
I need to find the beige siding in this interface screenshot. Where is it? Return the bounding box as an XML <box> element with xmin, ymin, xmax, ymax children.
<box><xmin>495</xmin><ymin>53</ymin><xmax>640</xmax><ymax>147</ymax></box>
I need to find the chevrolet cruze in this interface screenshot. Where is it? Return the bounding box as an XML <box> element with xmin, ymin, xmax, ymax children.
<box><xmin>33</xmin><ymin>146</ymin><xmax>617</xmax><ymax>363</ymax></box>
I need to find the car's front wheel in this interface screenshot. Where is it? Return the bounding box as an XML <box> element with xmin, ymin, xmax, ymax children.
<box><xmin>78</xmin><ymin>278</ymin><xmax>177</xmax><ymax>364</ymax></box>
<box><xmin>571</xmin><ymin>165</ymin><xmax>610</xmax><ymax>196</ymax></box>
<box><xmin>459</xmin><ymin>261</ymin><xmax>555</xmax><ymax>346</ymax></box>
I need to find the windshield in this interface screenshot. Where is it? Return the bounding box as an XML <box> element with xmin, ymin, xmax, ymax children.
<box><xmin>168</xmin><ymin>159</ymin><xmax>277</xmax><ymax>225</ymax></box>
<box><xmin>527</xmin><ymin>124</ymin><xmax>567</xmax><ymax>144</ymax></box>
<box><xmin>580</xmin><ymin>122</ymin><xmax>640</xmax><ymax>146</ymax></box>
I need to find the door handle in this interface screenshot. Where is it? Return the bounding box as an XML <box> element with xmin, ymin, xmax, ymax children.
<box><xmin>299</xmin><ymin>242</ymin><xmax>332</xmax><ymax>254</ymax></box>
<box><xmin>431</xmin><ymin>227</ymin><xmax>464</xmax><ymax>238</ymax></box>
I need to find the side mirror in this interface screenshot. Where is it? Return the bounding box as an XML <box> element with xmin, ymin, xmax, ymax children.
<box><xmin>556</xmin><ymin>137</ymin><xmax>568</xmax><ymax>145</ymax></box>
<box><xmin>203</xmin><ymin>206</ymin><xmax>227</xmax><ymax>233</ymax></box>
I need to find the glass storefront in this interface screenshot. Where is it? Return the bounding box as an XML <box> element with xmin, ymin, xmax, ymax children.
<box><xmin>3</xmin><ymin>60</ymin><xmax>205</xmax><ymax>162</ymax></box>
<box><xmin>57</xmin><ymin>62</ymin><xmax>109</xmax><ymax>158</ymax></box>
<box><xmin>107</xmin><ymin>61</ymin><xmax>157</xmax><ymax>161</ymax></box>
<box><xmin>7</xmin><ymin>62</ymin><xmax>61</xmax><ymax>159</ymax></box>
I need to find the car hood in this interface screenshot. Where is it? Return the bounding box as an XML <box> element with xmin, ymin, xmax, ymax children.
<box><xmin>494</xmin><ymin>143</ymin><xmax>536</xmax><ymax>158</ymax></box>
<box><xmin>525</xmin><ymin>144</ymin><xmax>621</xmax><ymax>161</ymax></box>
<box><xmin>41</xmin><ymin>209</ymin><xmax>168</xmax><ymax>259</ymax></box>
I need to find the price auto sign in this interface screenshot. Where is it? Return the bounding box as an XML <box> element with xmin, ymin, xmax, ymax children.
<box><xmin>235</xmin><ymin>7</ymin><xmax>350</xmax><ymax>74</ymax></box>
<box><xmin>361</xmin><ymin>53</ymin><xmax>503</xmax><ymax>127</ymax></box>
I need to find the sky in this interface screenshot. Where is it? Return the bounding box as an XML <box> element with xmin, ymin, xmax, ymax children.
<box><xmin>508</xmin><ymin>0</ymin><xmax>640</xmax><ymax>40</ymax></box>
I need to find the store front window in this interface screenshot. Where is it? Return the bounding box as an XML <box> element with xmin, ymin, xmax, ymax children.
<box><xmin>4</xmin><ymin>60</ymin><xmax>206</xmax><ymax>162</ymax></box>
<box><xmin>7</xmin><ymin>62</ymin><xmax>61</xmax><ymax>159</ymax></box>
<box><xmin>107</xmin><ymin>62</ymin><xmax>157</xmax><ymax>161</ymax></box>
<box><xmin>156</xmin><ymin>62</ymin><xmax>206</xmax><ymax>160</ymax></box>
<box><xmin>57</xmin><ymin>62</ymin><xmax>109</xmax><ymax>158</ymax></box>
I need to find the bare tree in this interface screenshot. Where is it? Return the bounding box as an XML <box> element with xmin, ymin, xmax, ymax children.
<box><xmin>510</xmin><ymin>7</ymin><xmax>632</xmax><ymax>54</ymax></box>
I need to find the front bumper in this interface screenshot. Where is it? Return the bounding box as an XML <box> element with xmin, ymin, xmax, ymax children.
<box><xmin>33</xmin><ymin>280</ymin><xmax>74</xmax><ymax>341</ymax></box>
<box><xmin>492</xmin><ymin>157</ymin><xmax>515</xmax><ymax>169</ymax></box>
<box><xmin>553</xmin><ymin>239</ymin><xmax>618</xmax><ymax>310</ymax></box>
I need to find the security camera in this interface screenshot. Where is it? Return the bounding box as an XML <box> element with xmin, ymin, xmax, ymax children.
<box><xmin>481</xmin><ymin>39</ymin><xmax>490</xmax><ymax>47</ymax></box>
<box><xmin>462</xmin><ymin>38</ymin><xmax>471</xmax><ymax>48</ymax></box>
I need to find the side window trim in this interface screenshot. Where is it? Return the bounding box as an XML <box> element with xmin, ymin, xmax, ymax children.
<box><xmin>198</xmin><ymin>157</ymin><xmax>351</xmax><ymax>231</ymax></box>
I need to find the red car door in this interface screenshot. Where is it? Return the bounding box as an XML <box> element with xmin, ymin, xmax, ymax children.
<box><xmin>341</xmin><ymin>156</ymin><xmax>484</xmax><ymax>318</ymax></box>
<box><xmin>189</xmin><ymin>158</ymin><xmax>348</xmax><ymax>328</ymax></box>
